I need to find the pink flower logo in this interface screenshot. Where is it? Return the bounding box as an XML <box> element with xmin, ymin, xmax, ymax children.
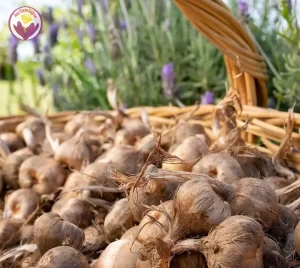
<box><xmin>13</xmin><ymin>21</ymin><xmax>40</xmax><ymax>40</ymax></box>
<box><xmin>8</xmin><ymin>6</ymin><xmax>42</xmax><ymax>41</ymax></box>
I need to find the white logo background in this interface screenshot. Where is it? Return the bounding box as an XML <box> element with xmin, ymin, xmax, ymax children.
<box><xmin>9</xmin><ymin>6</ymin><xmax>42</xmax><ymax>41</ymax></box>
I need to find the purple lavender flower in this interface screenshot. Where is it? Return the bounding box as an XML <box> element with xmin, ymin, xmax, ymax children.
<box><xmin>61</xmin><ymin>18</ymin><xmax>68</xmax><ymax>29</ymax></box>
<box><xmin>31</xmin><ymin>36</ymin><xmax>40</xmax><ymax>54</ymax></box>
<box><xmin>43</xmin><ymin>7</ymin><xmax>54</xmax><ymax>24</ymax></box>
<box><xmin>84</xmin><ymin>58</ymin><xmax>96</xmax><ymax>75</ymax></box>
<box><xmin>7</xmin><ymin>35</ymin><xmax>19</xmax><ymax>64</ymax></box>
<box><xmin>162</xmin><ymin>62</ymin><xmax>178</xmax><ymax>100</ymax></box>
<box><xmin>119</xmin><ymin>20</ymin><xmax>127</xmax><ymax>30</ymax></box>
<box><xmin>43</xmin><ymin>45</ymin><xmax>54</xmax><ymax>71</ymax></box>
<box><xmin>36</xmin><ymin>69</ymin><xmax>46</xmax><ymax>86</ymax></box>
<box><xmin>162</xmin><ymin>63</ymin><xmax>175</xmax><ymax>81</ymax></box>
<box><xmin>44</xmin><ymin>44</ymin><xmax>50</xmax><ymax>53</ymax></box>
<box><xmin>76</xmin><ymin>28</ymin><xmax>84</xmax><ymax>47</ymax></box>
<box><xmin>49</xmin><ymin>23</ymin><xmax>60</xmax><ymax>47</ymax></box>
<box><xmin>77</xmin><ymin>0</ymin><xmax>84</xmax><ymax>16</ymax></box>
<box><xmin>238</xmin><ymin>0</ymin><xmax>248</xmax><ymax>17</ymax></box>
<box><xmin>201</xmin><ymin>91</ymin><xmax>215</xmax><ymax>105</ymax></box>
<box><xmin>87</xmin><ymin>23</ymin><xmax>96</xmax><ymax>44</ymax></box>
<box><xmin>101</xmin><ymin>0</ymin><xmax>109</xmax><ymax>12</ymax></box>
<box><xmin>268</xmin><ymin>97</ymin><xmax>276</xmax><ymax>109</ymax></box>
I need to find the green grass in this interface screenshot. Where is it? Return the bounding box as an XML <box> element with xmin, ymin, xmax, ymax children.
<box><xmin>0</xmin><ymin>80</ymin><xmax>53</xmax><ymax>116</ymax></box>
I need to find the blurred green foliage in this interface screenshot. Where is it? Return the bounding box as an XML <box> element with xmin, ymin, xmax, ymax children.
<box><xmin>45</xmin><ymin>0</ymin><xmax>226</xmax><ymax>110</ymax></box>
<box><xmin>272</xmin><ymin>1</ymin><xmax>300</xmax><ymax>111</ymax></box>
<box><xmin>0</xmin><ymin>0</ymin><xmax>299</xmax><ymax>113</ymax></box>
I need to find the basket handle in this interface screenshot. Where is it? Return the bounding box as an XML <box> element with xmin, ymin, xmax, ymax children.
<box><xmin>174</xmin><ymin>0</ymin><xmax>268</xmax><ymax>107</ymax></box>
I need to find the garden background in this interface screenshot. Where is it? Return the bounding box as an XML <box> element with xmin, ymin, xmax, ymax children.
<box><xmin>0</xmin><ymin>0</ymin><xmax>299</xmax><ymax>115</ymax></box>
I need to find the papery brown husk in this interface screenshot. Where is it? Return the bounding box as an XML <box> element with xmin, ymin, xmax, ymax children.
<box><xmin>51</xmin><ymin>198</ymin><xmax>93</xmax><ymax>228</ymax></box>
<box><xmin>172</xmin><ymin>216</ymin><xmax>264</xmax><ymax>268</ymax></box>
<box><xmin>235</xmin><ymin>150</ymin><xmax>276</xmax><ymax>179</ymax></box>
<box><xmin>130</xmin><ymin>179</ymin><xmax>179</xmax><ymax>222</ymax></box>
<box><xmin>266</xmin><ymin>176</ymin><xmax>298</xmax><ymax>205</ymax></box>
<box><xmin>3</xmin><ymin>148</ymin><xmax>34</xmax><ymax>189</ymax></box>
<box><xmin>192</xmin><ymin>152</ymin><xmax>244</xmax><ymax>184</ymax></box>
<box><xmin>230</xmin><ymin>177</ymin><xmax>279</xmax><ymax>228</ymax></box>
<box><xmin>268</xmin><ymin>204</ymin><xmax>297</xmax><ymax>256</ymax></box>
<box><xmin>104</xmin><ymin>198</ymin><xmax>136</xmax><ymax>241</ymax></box>
<box><xmin>136</xmin><ymin>175</ymin><xmax>232</xmax><ymax>267</ymax></box>
<box><xmin>170</xmin><ymin>251</ymin><xmax>207</xmax><ymax>268</ymax></box>
<box><xmin>19</xmin><ymin>155</ymin><xmax>66</xmax><ymax>195</ymax></box>
<box><xmin>34</xmin><ymin>212</ymin><xmax>85</xmax><ymax>254</ymax></box>
<box><xmin>134</xmin><ymin>201</ymin><xmax>174</xmax><ymax>267</ymax></box>
<box><xmin>263</xmin><ymin>236</ymin><xmax>288</xmax><ymax>268</ymax></box>
<box><xmin>137</xmin><ymin>200</ymin><xmax>174</xmax><ymax>245</ymax></box>
<box><xmin>170</xmin><ymin>177</ymin><xmax>232</xmax><ymax>240</ymax></box>
<box><xmin>36</xmin><ymin>246</ymin><xmax>89</xmax><ymax>268</ymax></box>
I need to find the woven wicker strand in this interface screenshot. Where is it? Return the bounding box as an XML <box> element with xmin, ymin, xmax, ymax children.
<box><xmin>173</xmin><ymin>0</ymin><xmax>268</xmax><ymax>107</ymax></box>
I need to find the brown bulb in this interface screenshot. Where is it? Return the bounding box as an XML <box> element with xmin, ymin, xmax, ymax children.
<box><xmin>0</xmin><ymin>132</ymin><xmax>25</xmax><ymax>152</ymax></box>
<box><xmin>19</xmin><ymin>155</ymin><xmax>66</xmax><ymax>195</ymax></box>
<box><xmin>3</xmin><ymin>148</ymin><xmax>33</xmax><ymax>189</ymax></box>
<box><xmin>97</xmin><ymin>145</ymin><xmax>143</xmax><ymax>175</ymax></box>
<box><xmin>104</xmin><ymin>198</ymin><xmax>136</xmax><ymax>241</ymax></box>
<box><xmin>51</xmin><ymin>198</ymin><xmax>92</xmax><ymax>228</ymax></box>
<box><xmin>93</xmin><ymin>239</ymin><xmax>145</xmax><ymax>268</ymax></box>
<box><xmin>64</xmin><ymin>114</ymin><xmax>92</xmax><ymax>136</ymax></box>
<box><xmin>83</xmin><ymin>225</ymin><xmax>107</xmax><ymax>253</ymax></box>
<box><xmin>16</xmin><ymin>117</ymin><xmax>45</xmax><ymax>149</ymax></box>
<box><xmin>4</xmin><ymin>189</ymin><xmax>40</xmax><ymax>222</ymax></box>
<box><xmin>0</xmin><ymin>218</ymin><xmax>22</xmax><ymax>249</ymax></box>
<box><xmin>192</xmin><ymin>152</ymin><xmax>244</xmax><ymax>184</ymax></box>
<box><xmin>20</xmin><ymin>224</ymin><xmax>34</xmax><ymax>244</ymax></box>
<box><xmin>34</xmin><ymin>212</ymin><xmax>85</xmax><ymax>254</ymax></box>
<box><xmin>54</xmin><ymin>132</ymin><xmax>91</xmax><ymax>171</ymax></box>
<box><xmin>37</xmin><ymin>246</ymin><xmax>89</xmax><ymax>268</ymax></box>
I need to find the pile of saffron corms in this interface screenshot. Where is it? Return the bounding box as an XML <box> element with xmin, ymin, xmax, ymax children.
<box><xmin>0</xmin><ymin>102</ymin><xmax>299</xmax><ymax>268</ymax></box>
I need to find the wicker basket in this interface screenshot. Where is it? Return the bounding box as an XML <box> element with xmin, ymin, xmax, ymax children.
<box><xmin>0</xmin><ymin>105</ymin><xmax>299</xmax><ymax>172</ymax></box>
<box><xmin>0</xmin><ymin>1</ymin><xmax>298</xmax><ymax>172</ymax></box>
